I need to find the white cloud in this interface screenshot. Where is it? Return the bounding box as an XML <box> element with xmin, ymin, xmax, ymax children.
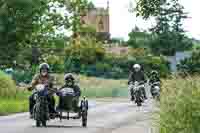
<box><xmin>180</xmin><ymin>0</ymin><xmax>200</xmax><ymax>39</ymax></box>
<box><xmin>93</xmin><ymin>0</ymin><xmax>200</xmax><ymax>40</ymax></box>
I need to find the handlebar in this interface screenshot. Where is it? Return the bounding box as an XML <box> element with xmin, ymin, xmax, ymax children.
<box><xmin>130</xmin><ymin>81</ymin><xmax>146</xmax><ymax>85</ymax></box>
<box><xmin>150</xmin><ymin>81</ymin><xmax>161</xmax><ymax>85</ymax></box>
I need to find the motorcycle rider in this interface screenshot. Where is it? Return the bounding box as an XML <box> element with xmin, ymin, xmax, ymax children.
<box><xmin>149</xmin><ymin>70</ymin><xmax>161</xmax><ymax>84</ymax></box>
<box><xmin>28</xmin><ymin>63</ymin><xmax>57</xmax><ymax>118</ymax></box>
<box><xmin>128</xmin><ymin>64</ymin><xmax>147</xmax><ymax>101</ymax></box>
<box><xmin>149</xmin><ymin>70</ymin><xmax>161</xmax><ymax>91</ymax></box>
<box><xmin>59</xmin><ymin>73</ymin><xmax>81</xmax><ymax>112</ymax></box>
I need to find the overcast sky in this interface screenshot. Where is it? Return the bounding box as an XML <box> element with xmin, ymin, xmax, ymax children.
<box><xmin>92</xmin><ymin>0</ymin><xmax>200</xmax><ymax>40</ymax></box>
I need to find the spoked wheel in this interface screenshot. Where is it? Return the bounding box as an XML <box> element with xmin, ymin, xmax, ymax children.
<box><xmin>42</xmin><ymin>120</ymin><xmax>46</xmax><ymax>127</ymax></box>
<box><xmin>59</xmin><ymin>111</ymin><xmax>63</xmax><ymax>121</ymax></box>
<box><xmin>36</xmin><ymin>120</ymin><xmax>41</xmax><ymax>127</ymax></box>
<box><xmin>135</xmin><ymin>91</ymin><xmax>142</xmax><ymax>107</ymax></box>
<box><xmin>136</xmin><ymin>101</ymin><xmax>142</xmax><ymax>107</ymax></box>
<box><xmin>81</xmin><ymin>98</ymin><xmax>88</xmax><ymax>127</ymax></box>
<box><xmin>82</xmin><ymin>111</ymin><xmax>87</xmax><ymax>127</ymax></box>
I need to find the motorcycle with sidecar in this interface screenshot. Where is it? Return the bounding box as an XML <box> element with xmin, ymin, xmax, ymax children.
<box><xmin>32</xmin><ymin>84</ymin><xmax>88</xmax><ymax>127</ymax></box>
<box><xmin>56</xmin><ymin>87</ymin><xmax>88</xmax><ymax>127</ymax></box>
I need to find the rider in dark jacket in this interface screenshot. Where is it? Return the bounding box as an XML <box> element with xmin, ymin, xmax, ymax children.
<box><xmin>59</xmin><ymin>73</ymin><xmax>81</xmax><ymax>112</ymax></box>
<box><xmin>128</xmin><ymin>64</ymin><xmax>147</xmax><ymax>100</ymax></box>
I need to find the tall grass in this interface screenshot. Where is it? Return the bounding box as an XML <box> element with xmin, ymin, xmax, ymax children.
<box><xmin>0</xmin><ymin>89</ymin><xmax>31</xmax><ymax>115</ymax></box>
<box><xmin>0</xmin><ymin>93</ymin><xmax>29</xmax><ymax>115</ymax></box>
<box><xmin>159</xmin><ymin>76</ymin><xmax>200</xmax><ymax>133</ymax></box>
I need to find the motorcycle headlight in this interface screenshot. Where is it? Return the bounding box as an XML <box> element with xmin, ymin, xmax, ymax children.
<box><xmin>134</xmin><ymin>81</ymin><xmax>139</xmax><ymax>86</ymax></box>
<box><xmin>33</xmin><ymin>94</ymin><xmax>37</xmax><ymax>100</ymax></box>
<box><xmin>154</xmin><ymin>86</ymin><xmax>160</xmax><ymax>91</ymax></box>
<box><xmin>35</xmin><ymin>84</ymin><xmax>45</xmax><ymax>91</ymax></box>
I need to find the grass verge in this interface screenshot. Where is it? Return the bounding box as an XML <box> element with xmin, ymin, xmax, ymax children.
<box><xmin>158</xmin><ymin>76</ymin><xmax>200</xmax><ymax>133</ymax></box>
<box><xmin>0</xmin><ymin>91</ymin><xmax>30</xmax><ymax>116</ymax></box>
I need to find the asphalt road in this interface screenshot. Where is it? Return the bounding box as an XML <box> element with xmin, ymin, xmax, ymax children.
<box><xmin>0</xmin><ymin>99</ymin><xmax>157</xmax><ymax>133</ymax></box>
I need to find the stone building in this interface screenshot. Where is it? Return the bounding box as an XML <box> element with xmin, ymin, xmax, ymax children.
<box><xmin>81</xmin><ymin>1</ymin><xmax>110</xmax><ymax>40</ymax></box>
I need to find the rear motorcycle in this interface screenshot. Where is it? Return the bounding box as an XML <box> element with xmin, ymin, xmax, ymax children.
<box><xmin>130</xmin><ymin>81</ymin><xmax>145</xmax><ymax>106</ymax></box>
<box><xmin>150</xmin><ymin>81</ymin><xmax>160</xmax><ymax>100</ymax></box>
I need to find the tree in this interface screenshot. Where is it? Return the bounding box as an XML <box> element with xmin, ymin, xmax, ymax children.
<box><xmin>66</xmin><ymin>0</ymin><xmax>91</xmax><ymax>39</ymax></box>
<box><xmin>88</xmin><ymin>1</ymin><xmax>95</xmax><ymax>9</ymax></box>
<box><xmin>110</xmin><ymin>38</ymin><xmax>126</xmax><ymax>46</ymax></box>
<box><xmin>0</xmin><ymin>0</ymin><xmax>36</xmax><ymax>67</ymax></box>
<box><xmin>170</xmin><ymin>0</ymin><xmax>192</xmax><ymax>51</ymax></box>
<box><xmin>64</xmin><ymin>36</ymin><xmax>105</xmax><ymax>73</ymax></box>
<box><xmin>0</xmin><ymin>0</ymin><xmax>70</xmax><ymax>67</ymax></box>
<box><xmin>0</xmin><ymin>0</ymin><xmax>97</xmax><ymax>68</ymax></box>
<box><xmin>149</xmin><ymin>0</ymin><xmax>192</xmax><ymax>55</ymax></box>
<box><xmin>127</xmin><ymin>26</ymin><xmax>150</xmax><ymax>48</ymax></box>
<box><xmin>177</xmin><ymin>50</ymin><xmax>200</xmax><ymax>75</ymax></box>
<box><xmin>134</xmin><ymin>0</ymin><xmax>166</xmax><ymax>19</ymax></box>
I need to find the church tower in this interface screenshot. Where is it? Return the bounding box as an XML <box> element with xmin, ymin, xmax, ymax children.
<box><xmin>81</xmin><ymin>1</ymin><xmax>110</xmax><ymax>40</ymax></box>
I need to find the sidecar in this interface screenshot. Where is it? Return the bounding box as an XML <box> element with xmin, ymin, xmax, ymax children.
<box><xmin>56</xmin><ymin>87</ymin><xmax>88</xmax><ymax>127</ymax></box>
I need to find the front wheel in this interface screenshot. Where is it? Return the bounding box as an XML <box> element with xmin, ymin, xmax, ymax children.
<box><xmin>42</xmin><ymin>120</ymin><xmax>46</xmax><ymax>127</ymax></box>
<box><xmin>36</xmin><ymin>120</ymin><xmax>40</xmax><ymax>127</ymax></box>
<box><xmin>136</xmin><ymin>102</ymin><xmax>142</xmax><ymax>107</ymax></box>
<box><xmin>82</xmin><ymin>111</ymin><xmax>87</xmax><ymax>127</ymax></box>
<box><xmin>81</xmin><ymin>99</ymin><xmax>88</xmax><ymax>127</ymax></box>
<box><xmin>135</xmin><ymin>91</ymin><xmax>143</xmax><ymax>106</ymax></box>
<box><xmin>82</xmin><ymin>118</ymin><xmax>87</xmax><ymax>127</ymax></box>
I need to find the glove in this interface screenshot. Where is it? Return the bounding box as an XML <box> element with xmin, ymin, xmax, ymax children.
<box><xmin>128</xmin><ymin>81</ymin><xmax>133</xmax><ymax>85</ymax></box>
<box><xmin>56</xmin><ymin>91</ymin><xmax>61</xmax><ymax>96</ymax></box>
<box><xmin>27</xmin><ymin>86</ymin><xmax>32</xmax><ymax>91</ymax></box>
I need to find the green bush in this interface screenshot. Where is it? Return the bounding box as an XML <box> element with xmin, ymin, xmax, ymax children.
<box><xmin>64</xmin><ymin>49</ymin><xmax>170</xmax><ymax>79</ymax></box>
<box><xmin>12</xmin><ymin>65</ymin><xmax>37</xmax><ymax>84</ymax></box>
<box><xmin>65</xmin><ymin>37</ymin><xmax>105</xmax><ymax>67</ymax></box>
<box><xmin>142</xmin><ymin>56</ymin><xmax>170</xmax><ymax>78</ymax></box>
<box><xmin>177</xmin><ymin>50</ymin><xmax>200</xmax><ymax>75</ymax></box>
<box><xmin>45</xmin><ymin>37</ymin><xmax>170</xmax><ymax>78</ymax></box>
<box><xmin>128</xmin><ymin>48</ymin><xmax>150</xmax><ymax>57</ymax></box>
<box><xmin>103</xmin><ymin>54</ymin><xmax>170</xmax><ymax>78</ymax></box>
<box><xmin>43</xmin><ymin>54</ymin><xmax>64</xmax><ymax>73</ymax></box>
<box><xmin>0</xmin><ymin>71</ymin><xmax>17</xmax><ymax>98</ymax></box>
<box><xmin>12</xmin><ymin>70</ymin><xmax>34</xmax><ymax>84</ymax></box>
<box><xmin>159</xmin><ymin>77</ymin><xmax>200</xmax><ymax>133</ymax></box>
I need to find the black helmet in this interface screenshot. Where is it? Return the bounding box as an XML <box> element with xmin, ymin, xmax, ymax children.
<box><xmin>39</xmin><ymin>63</ymin><xmax>50</xmax><ymax>71</ymax></box>
<box><xmin>64</xmin><ymin>73</ymin><xmax>75</xmax><ymax>81</ymax></box>
<box><xmin>151</xmin><ymin>70</ymin><xmax>158</xmax><ymax>75</ymax></box>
